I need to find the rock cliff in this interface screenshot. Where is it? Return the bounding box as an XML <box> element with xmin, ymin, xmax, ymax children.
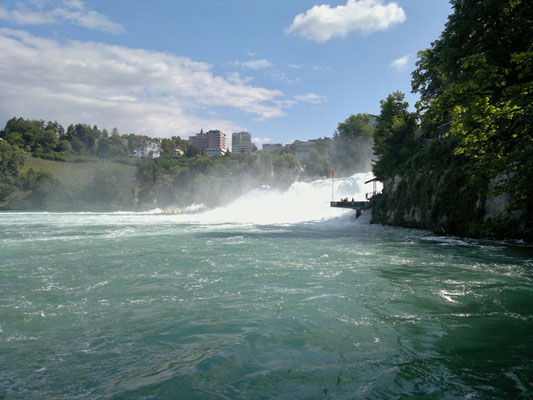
<box><xmin>371</xmin><ymin>169</ymin><xmax>531</xmax><ymax>241</ymax></box>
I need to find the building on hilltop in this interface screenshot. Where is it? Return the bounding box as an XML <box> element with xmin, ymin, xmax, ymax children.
<box><xmin>188</xmin><ymin>129</ymin><xmax>226</xmax><ymax>157</ymax></box>
<box><xmin>232</xmin><ymin>131</ymin><xmax>256</xmax><ymax>154</ymax></box>
<box><xmin>293</xmin><ymin>140</ymin><xmax>317</xmax><ymax>161</ymax></box>
<box><xmin>133</xmin><ymin>140</ymin><xmax>161</xmax><ymax>158</ymax></box>
<box><xmin>205</xmin><ymin>130</ymin><xmax>226</xmax><ymax>156</ymax></box>
<box><xmin>188</xmin><ymin>129</ymin><xmax>207</xmax><ymax>150</ymax></box>
<box><xmin>262</xmin><ymin>143</ymin><xmax>282</xmax><ymax>152</ymax></box>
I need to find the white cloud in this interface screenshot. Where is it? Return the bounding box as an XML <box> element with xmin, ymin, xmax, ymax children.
<box><xmin>271</xmin><ymin>72</ymin><xmax>300</xmax><ymax>85</ymax></box>
<box><xmin>390</xmin><ymin>54</ymin><xmax>409</xmax><ymax>71</ymax></box>
<box><xmin>0</xmin><ymin>29</ymin><xmax>293</xmax><ymax>138</ymax></box>
<box><xmin>294</xmin><ymin>93</ymin><xmax>327</xmax><ymax>104</ymax></box>
<box><xmin>64</xmin><ymin>0</ymin><xmax>84</xmax><ymax>10</ymax></box>
<box><xmin>252</xmin><ymin>137</ymin><xmax>272</xmax><ymax>146</ymax></box>
<box><xmin>232</xmin><ymin>59</ymin><xmax>274</xmax><ymax>70</ymax></box>
<box><xmin>287</xmin><ymin>0</ymin><xmax>406</xmax><ymax>42</ymax></box>
<box><xmin>0</xmin><ymin>0</ymin><xmax>124</xmax><ymax>34</ymax></box>
<box><xmin>225</xmin><ymin>72</ymin><xmax>254</xmax><ymax>85</ymax></box>
<box><xmin>312</xmin><ymin>65</ymin><xmax>334</xmax><ymax>72</ymax></box>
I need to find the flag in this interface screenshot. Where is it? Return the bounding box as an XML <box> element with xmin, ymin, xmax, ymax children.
<box><xmin>332</xmin><ymin>169</ymin><xmax>335</xmax><ymax>177</ymax></box>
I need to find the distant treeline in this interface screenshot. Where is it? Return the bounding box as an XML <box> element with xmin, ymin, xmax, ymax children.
<box><xmin>0</xmin><ymin>114</ymin><xmax>375</xmax><ymax>211</ymax></box>
<box><xmin>0</xmin><ymin>118</ymin><xmax>200</xmax><ymax>160</ymax></box>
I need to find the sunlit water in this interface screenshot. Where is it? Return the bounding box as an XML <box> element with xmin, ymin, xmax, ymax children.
<box><xmin>1</xmin><ymin>173</ymin><xmax>532</xmax><ymax>399</ymax></box>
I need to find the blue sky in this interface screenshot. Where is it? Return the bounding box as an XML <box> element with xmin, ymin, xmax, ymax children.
<box><xmin>0</xmin><ymin>0</ymin><xmax>452</xmax><ymax>148</ymax></box>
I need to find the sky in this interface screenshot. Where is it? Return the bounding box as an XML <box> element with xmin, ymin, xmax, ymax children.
<box><xmin>0</xmin><ymin>0</ymin><xmax>452</xmax><ymax>148</ymax></box>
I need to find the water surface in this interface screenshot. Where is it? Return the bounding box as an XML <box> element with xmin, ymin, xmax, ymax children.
<box><xmin>1</xmin><ymin>175</ymin><xmax>532</xmax><ymax>399</ymax></box>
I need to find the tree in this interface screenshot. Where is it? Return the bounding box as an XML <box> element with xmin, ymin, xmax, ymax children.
<box><xmin>4</xmin><ymin>131</ymin><xmax>24</xmax><ymax>148</ymax></box>
<box><xmin>126</xmin><ymin>133</ymin><xmax>144</xmax><ymax>153</ymax></box>
<box><xmin>56</xmin><ymin>140</ymin><xmax>72</xmax><ymax>153</ymax></box>
<box><xmin>335</xmin><ymin>114</ymin><xmax>374</xmax><ymax>142</ymax></box>
<box><xmin>0</xmin><ymin>140</ymin><xmax>26</xmax><ymax>199</ymax></box>
<box><xmin>303</xmin><ymin>148</ymin><xmax>332</xmax><ymax>179</ymax></box>
<box><xmin>65</xmin><ymin>123</ymin><xmax>101</xmax><ymax>152</ymax></box>
<box><xmin>31</xmin><ymin>129</ymin><xmax>58</xmax><ymax>156</ymax></box>
<box><xmin>3</xmin><ymin>118</ymin><xmax>46</xmax><ymax>150</ymax></box>
<box><xmin>19</xmin><ymin>168</ymin><xmax>59</xmax><ymax>209</ymax></box>
<box><xmin>272</xmin><ymin>148</ymin><xmax>300</xmax><ymax>189</ymax></box>
<box><xmin>333</xmin><ymin>113</ymin><xmax>374</xmax><ymax>175</ymax></box>
<box><xmin>411</xmin><ymin>0</ymin><xmax>533</xmax><ymax>209</ymax></box>
<box><xmin>185</xmin><ymin>144</ymin><xmax>201</xmax><ymax>158</ymax></box>
<box><xmin>45</xmin><ymin>121</ymin><xmax>65</xmax><ymax>137</ymax></box>
<box><xmin>160</xmin><ymin>136</ymin><xmax>189</xmax><ymax>157</ymax></box>
<box><xmin>97</xmin><ymin>136</ymin><xmax>129</xmax><ymax>158</ymax></box>
<box><xmin>85</xmin><ymin>167</ymin><xmax>132</xmax><ymax>207</ymax></box>
<box><xmin>372</xmin><ymin>92</ymin><xmax>419</xmax><ymax>180</ymax></box>
<box><xmin>1</xmin><ymin>117</ymin><xmax>66</xmax><ymax>158</ymax></box>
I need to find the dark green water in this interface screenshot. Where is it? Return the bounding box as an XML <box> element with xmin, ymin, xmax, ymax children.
<box><xmin>1</xmin><ymin>207</ymin><xmax>532</xmax><ymax>399</ymax></box>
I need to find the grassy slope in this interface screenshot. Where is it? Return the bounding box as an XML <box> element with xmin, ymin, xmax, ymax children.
<box><xmin>23</xmin><ymin>157</ymin><xmax>138</xmax><ymax>191</ymax></box>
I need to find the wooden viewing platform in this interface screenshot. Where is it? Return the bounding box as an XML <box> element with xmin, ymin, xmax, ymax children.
<box><xmin>330</xmin><ymin>200</ymin><xmax>369</xmax><ymax>218</ymax></box>
<box><xmin>330</xmin><ymin>200</ymin><xmax>368</xmax><ymax>209</ymax></box>
<box><xmin>329</xmin><ymin>176</ymin><xmax>382</xmax><ymax>218</ymax></box>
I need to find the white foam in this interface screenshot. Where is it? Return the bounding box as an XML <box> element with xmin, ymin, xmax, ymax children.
<box><xmin>0</xmin><ymin>172</ymin><xmax>377</xmax><ymax>227</ymax></box>
<box><xmin>175</xmin><ymin>171</ymin><xmax>375</xmax><ymax>225</ymax></box>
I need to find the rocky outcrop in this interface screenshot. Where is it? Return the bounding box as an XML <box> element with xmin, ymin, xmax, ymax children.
<box><xmin>371</xmin><ymin>170</ymin><xmax>531</xmax><ymax>241</ymax></box>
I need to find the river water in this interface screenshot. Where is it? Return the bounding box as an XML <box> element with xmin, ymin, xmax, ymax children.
<box><xmin>1</xmin><ymin>173</ymin><xmax>532</xmax><ymax>399</ymax></box>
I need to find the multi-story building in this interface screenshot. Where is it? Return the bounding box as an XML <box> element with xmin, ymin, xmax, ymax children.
<box><xmin>133</xmin><ymin>141</ymin><xmax>161</xmax><ymax>158</ymax></box>
<box><xmin>188</xmin><ymin>129</ymin><xmax>207</xmax><ymax>150</ymax></box>
<box><xmin>262</xmin><ymin>143</ymin><xmax>282</xmax><ymax>152</ymax></box>
<box><xmin>205</xmin><ymin>130</ymin><xmax>226</xmax><ymax>156</ymax></box>
<box><xmin>293</xmin><ymin>140</ymin><xmax>316</xmax><ymax>161</ymax></box>
<box><xmin>232</xmin><ymin>131</ymin><xmax>255</xmax><ymax>154</ymax></box>
<box><xmin>188</xmin><ymin>129</ymin><xmax>226</xmax><ymax>156</ymax></box>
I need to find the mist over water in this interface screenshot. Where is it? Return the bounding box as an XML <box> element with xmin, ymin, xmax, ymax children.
<box><xmin>183</xmin><ymin>172</ymin><xmax>373</xmax><ymax>225</ymax></box>
<box><xmin>1</xmin><ymin>173</ymin><xmax>531</xmax><ymax>399</ymax></box>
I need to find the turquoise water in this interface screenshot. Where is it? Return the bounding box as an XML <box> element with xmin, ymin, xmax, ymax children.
<box><xmin>1</xmin><ymin>178</ymin><xmax>532</xmax><ymax>399</ymax></box>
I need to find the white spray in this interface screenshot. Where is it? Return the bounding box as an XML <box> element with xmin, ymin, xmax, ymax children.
<box><xmin>172</xmin><ymin>172</ymin><xmax>377</xmax><ymax>225</ymax></box>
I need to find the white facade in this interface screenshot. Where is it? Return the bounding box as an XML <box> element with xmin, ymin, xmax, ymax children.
<box><xmin>134</xmin><ymin>141</ymin><xmax>161</xmax><ymax>158</ymax></box>
<box><xmin>205</xmin><ymin>147</ymin><xmax>225</xmax><ymax>157</ymax></box>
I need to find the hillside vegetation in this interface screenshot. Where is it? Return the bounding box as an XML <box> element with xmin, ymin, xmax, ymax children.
<box><xmin>23</xmin><ymin>157</ymin><xmax>138</xmax><ymax>191</ymax></box>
